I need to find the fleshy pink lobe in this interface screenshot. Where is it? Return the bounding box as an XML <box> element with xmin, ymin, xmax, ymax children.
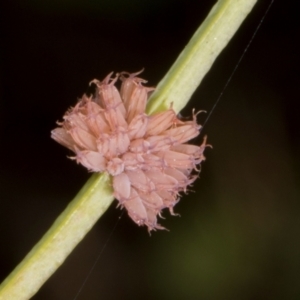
<box><xmin>146</xmin><ymin>109</ymin><xmax>176</xmax><ymax>136</ymax></box>
<box><xmin>51</xmin><ymin>71</ymin><xmax>208</xmax><ymax>231</ymax></box>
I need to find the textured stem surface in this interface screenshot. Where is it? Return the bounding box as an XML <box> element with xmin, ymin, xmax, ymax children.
<box><xmin>147</xmin><ymin>0</ymin><xmax>257</xmax><ymax>114</ymax></box>
<box><xmin>0</xmin><ymin>0</ymin><xmax>257</xmax><ymax>299</ymax></box>
<box><xmin>0</xmin><ymin>173</ymin><xmax>114</xmax><ymax>300</ymax></box>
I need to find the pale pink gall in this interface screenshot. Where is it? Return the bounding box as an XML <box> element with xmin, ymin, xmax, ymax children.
<box><xmin>51</xmin><ymin>71</ymin><xmax>208</xmax><ymax>231</ymax></box>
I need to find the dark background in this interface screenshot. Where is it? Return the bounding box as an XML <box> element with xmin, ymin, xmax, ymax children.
<box><xmin>1</xmin><ymin>0</ymin><xmax>299</xmax><ymax>299</ymax></box>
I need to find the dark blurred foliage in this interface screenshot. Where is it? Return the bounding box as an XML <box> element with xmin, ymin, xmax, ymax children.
<box><xmin>0</xmin><ymin>0</ymin><xmax>299</xmax><ymax>299</ymax></box>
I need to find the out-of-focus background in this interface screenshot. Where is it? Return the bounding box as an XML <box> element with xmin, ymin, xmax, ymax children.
<box><xmin>0</xmin><ymin>0</ymin><xmax>299</xmax><ymax>299</ymax></box>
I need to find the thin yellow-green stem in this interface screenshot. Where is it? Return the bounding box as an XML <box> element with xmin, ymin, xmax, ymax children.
<box><xmin>0</xmin><ymin>173</ymin><xmax>114</xmax><ymax>300</ymax></box>
<box><xmin>147</xmin><ymin>0</ymin><xmax>257</xmax><ymax>114</ymax></box>
<box><xmin>0</xmin><ymin>1</ymin><xmax>257</xmax><ymax>299</ymax></box>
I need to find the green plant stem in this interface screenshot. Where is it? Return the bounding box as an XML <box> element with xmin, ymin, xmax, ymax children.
<box><xmin>0</xmin><ymin>173</ymin><xmax>114</xmax><ymax>300</ymax></box>
<box><xmin>147</xmin><ymin>0</ymin><xmax>257</xmax><ymax>114</ymax></box>
<box><xmin>0</xmin><ymin>0</ymin><xmax>257</xmax><ymax>299</ymax></box>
